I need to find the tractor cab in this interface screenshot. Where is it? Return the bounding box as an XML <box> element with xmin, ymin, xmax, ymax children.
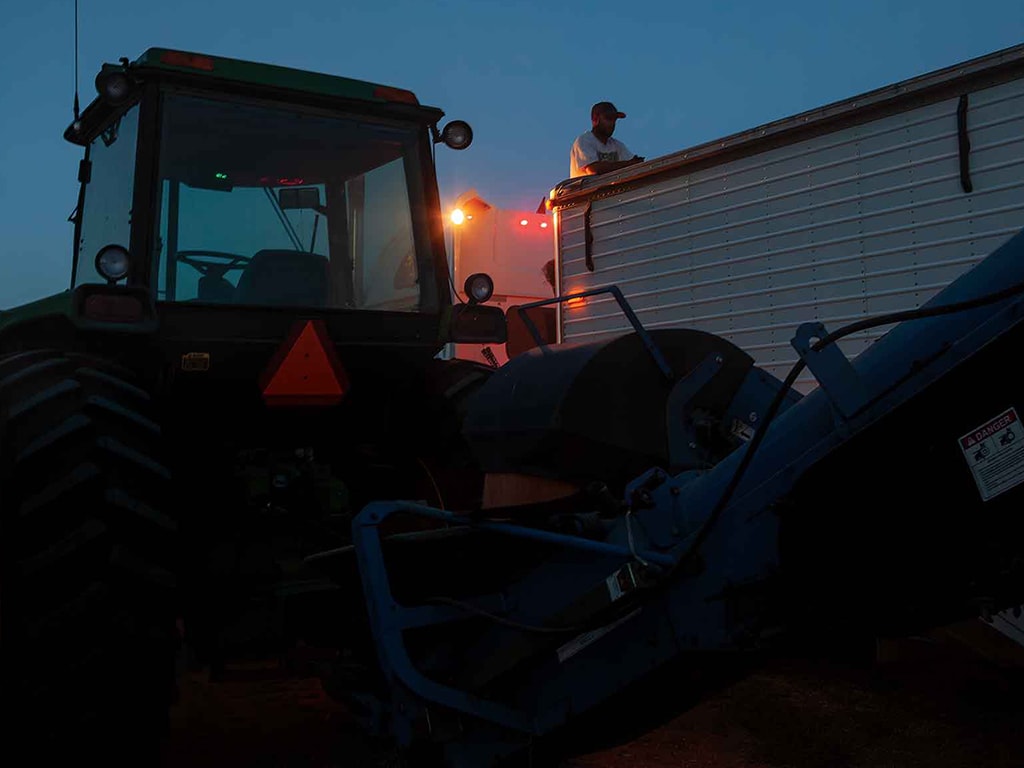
<box><xmin>64</xmin><ymin>49</ymin><xmax>495</xmax><ymax>353</ymax></box>
<box><xmin>58</xmin><ymin>47</ymin><xmax>504</xmax><ymax>435</ymax></box>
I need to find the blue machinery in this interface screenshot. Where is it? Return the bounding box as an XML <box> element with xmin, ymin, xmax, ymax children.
<box><xmin>350</xmin><ymin>229</ymin><xmax>1024</xmax><ymax>766</ymax></box>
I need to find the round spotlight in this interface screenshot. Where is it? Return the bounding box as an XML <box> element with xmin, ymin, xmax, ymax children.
<box><xmin>441</xmin><ymin>120</ymin><xmax>473</xmax><ymax>150</ymax></box>
<box><xmin>95</xmin><ymin>244</ymin><xmax>131</xmax><ymax>282</ymax></box>
<box><xmin>450</xmin><ymin>208</ymin><xmax>465</xmax><ymax>225</ymax></box>
<box><xmin>464</xmin><ymin>272</ymin><xmax>494</xmax><ymax>304</ymax></box>
<box><xmin>95</xmin><ymin>70</ymin><xmax>135</xmax><ymax>106</ymax></box>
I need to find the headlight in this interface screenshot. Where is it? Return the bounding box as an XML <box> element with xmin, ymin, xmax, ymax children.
<box><xmin>464</xmin><ymin>272</ymin><xmax>493</xmax><ymax>304</ymax></box>
<box><xmin>441</xmin><ymin>120</ymin><xmax>473</xmax><ymax>150</ymax></box>
<box><xmin>95</xmin><ymin>70</ymin><xmax>135</xmax><ymax>106</ymax></box>
<box><xmin>95</xmin><ymin>244</ymin><xmax>131</xmax><ymax>282</ymax></box>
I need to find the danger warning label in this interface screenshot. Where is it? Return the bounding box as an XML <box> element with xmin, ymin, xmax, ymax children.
<box><xmin>958</xmin><ymin>407</ymin><xmax>1024</xmax><ymax>501</ymax></box>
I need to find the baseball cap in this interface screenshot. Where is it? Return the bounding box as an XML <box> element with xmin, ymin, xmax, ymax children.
<box><xmin>592</xmin><ymin>101</ymin><xmax>626</xmax><ymax>119</ymax></box>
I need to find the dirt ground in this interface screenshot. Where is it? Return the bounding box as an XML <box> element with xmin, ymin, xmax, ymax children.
<box><xmin>159</xmin><ymin>621</ymin><xmax>1024</xmax><ymax>768</ymax></box>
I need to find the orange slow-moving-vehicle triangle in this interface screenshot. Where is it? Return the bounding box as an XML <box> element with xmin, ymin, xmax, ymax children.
<box><xmin>260</xmin><ymin>320</ymin><xmax>349</xmax><ymax>406</ymax></box>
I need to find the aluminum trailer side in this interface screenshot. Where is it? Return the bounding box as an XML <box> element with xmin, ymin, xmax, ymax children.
<box><xmin>550</xmin><ymin>43</ymin><xmax>1024</xmax><ymax>394</ymax></box>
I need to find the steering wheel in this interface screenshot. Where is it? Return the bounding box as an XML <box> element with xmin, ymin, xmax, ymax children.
<box><xmin>176</xmin><ymin>250</ymin><xmax>252</xmax><ymax>279</ymax></box>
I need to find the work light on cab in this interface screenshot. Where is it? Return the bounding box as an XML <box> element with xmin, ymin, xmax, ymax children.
<box><xmin>94</xmin><ymin>69</ymin><xmax>135</xmax><ymax>106</ymax></box>
<box><xmin>440</xmin><ymin>120</ymin><xmax>473</xmax><ymax>150</ymax></box>
<box><xmin>95</xmin><ymin>244</ymin><xmax>131</xmax><ymax>283</ymax></box>
<box><xmin>464</xmin><ymin>272</ymin><xmax>493</xmax><ymax>304</ymax></box>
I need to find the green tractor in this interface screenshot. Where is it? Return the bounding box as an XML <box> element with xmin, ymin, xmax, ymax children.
<box><xmin>0</xmin><ymin>48</ymin><xmax>507</xmax><ymax>761</ymax></box>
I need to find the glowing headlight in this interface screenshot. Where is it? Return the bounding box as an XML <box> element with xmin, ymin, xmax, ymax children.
<box><xmin>95</xmin><ymin>244</ymin><xmax>131</xmax><ymax>282</ymax></box>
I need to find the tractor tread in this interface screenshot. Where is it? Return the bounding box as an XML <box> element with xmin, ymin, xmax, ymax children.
<box><xmin>0</xmin><ymin>349</ymin><xmax>58</xmax><ymax>378</ymax></box>
<box><xmin>16</xmin><ymin>412</ymin><xmax>92</xmax><ymax>462</ymax></box>
<box><xmin>106</xmin><ymin>486</ymin><xmax>178</xmax><ymax>533</ymax></box>
<box><xmin>86</xmin><ymin>393</ymin><xmax>162</xmax><ymax>435</ymax></box>
<box><xmin>77</xmin><ymin>365</ymin><xmax>152</xmax><ymax>401</ymax></box>
<box><xmin>1</xmin><ymin>350</ymin><xmax>177</xmax><ymax>759</ymax></box>
<box><xmin>0</xmin><ymin>356</ymin><xmax>68</xmax><ymax>394</ymax></box>
<box><xmin>109</xmin><ymin>543</ymin><xmax>177</xmax><ymax>590</ymax></box>
<box><xmin>18</xmin><ymin>461</ymin><xmax>101</xmax><ymax>519</ymax></box>
<box><xmin>7</xmin><ymin>378</ymin><xmax>81</xmax><ymax>421</ymax></box>
<box><xmin>16</xmin><ymin>518</ymin><xmax>108</xmax><ymax>577</ymax></box>
<box><xmin>97</xmin><ymin>434</ymin><xmax>172</xmax><ymax>479</ymax></box>
<box><xmin>22</xmin><ymin>582</ymin><xmax>110</xmax><ymax>643</ymax></box>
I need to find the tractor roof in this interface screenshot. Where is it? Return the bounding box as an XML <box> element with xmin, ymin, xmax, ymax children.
<box><xmin>66</xmin><ymin>48</ymin><xmax>443</xmax><ymax>145</ymax></box>
<box><xmin>132</xmin><ymin>48</ymin><xmax>425</xmax><ymax>107</ymax></box>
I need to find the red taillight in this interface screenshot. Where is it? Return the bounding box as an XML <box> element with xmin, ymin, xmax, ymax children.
<box><xmin>160</xmin><ymin>50</ymin><xmax>215</xmax><ymax>71</ymax></box>
<box><xmin>373</xmin><ymin>85</ymin><xmax>419</xmax><ymax>105</ymax></box>
<box><xmin>83</xmin><ymin>293</ymin><xmax>145</xmax><ymax>323</ymax></box>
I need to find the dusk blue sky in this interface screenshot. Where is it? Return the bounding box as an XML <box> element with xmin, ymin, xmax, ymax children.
<box><xmin>1</xmin><ymin>0</ymin><xmax>1021</xmax><ymax>307</ymax></box>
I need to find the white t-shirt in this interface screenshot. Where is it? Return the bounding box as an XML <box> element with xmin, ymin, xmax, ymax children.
<box><xmin>570</xmin><ymin>131</ymin><xmax>635</xmax><ymax>178</ymax></box>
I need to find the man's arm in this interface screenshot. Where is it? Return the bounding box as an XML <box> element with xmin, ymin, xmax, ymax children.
<box><xmin>580</xmin><ymin>156</ymin><xmax>644</xmax><ymax>175</ymax></box>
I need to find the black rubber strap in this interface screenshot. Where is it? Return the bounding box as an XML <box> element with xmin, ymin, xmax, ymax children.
<box><xmin>957</xmin><ymin>94</ymin><xmax>973</xmax><ymax>194</ymax></box>
<box><xmin>584</xmin><ymin>201</ymin><xmax>595</xmax><ymax>271</ymax></box>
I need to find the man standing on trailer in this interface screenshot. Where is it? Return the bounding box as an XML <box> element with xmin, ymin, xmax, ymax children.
<box><xmin>569</xmin><ymin>101</ymin><xmax>645</xmax><ymax>178</ymax></box>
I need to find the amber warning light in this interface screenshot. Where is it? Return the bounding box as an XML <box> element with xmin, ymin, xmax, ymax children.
<box><xmin>566</xmin><ymin>290</ymin><xmax>587</xmax><ymax>309</ymax></box>
<box><xmin>259</xmin><ymin>320</ymin><xmax>350</xmax><ymax>406</ymax></box>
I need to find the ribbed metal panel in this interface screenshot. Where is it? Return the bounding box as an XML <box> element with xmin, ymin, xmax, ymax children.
<box><xmin>557</xmin><ymin>75</ymin><xmax>1024</xmax><ymax>392</ymax></box>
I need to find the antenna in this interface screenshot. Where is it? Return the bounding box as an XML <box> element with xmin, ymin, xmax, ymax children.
<box><xmin>72</xmin><ymin>0</ymin><xmax>80</xmax><ymax>122</ymax></box>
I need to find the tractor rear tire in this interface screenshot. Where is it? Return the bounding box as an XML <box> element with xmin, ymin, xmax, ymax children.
<box><xmin>0</xmin><ymin>350</ymin><xmax>178</xmax><ymax>764</ymax></box>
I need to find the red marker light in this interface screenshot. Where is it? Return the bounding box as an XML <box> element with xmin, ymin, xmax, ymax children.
<box><xmin>519</xmin><ymin>219</ymin><xmax>528</xmax><ymax>226</ymax></box>
<box><xmin>373</xmin><ymin>85</ymin><xmax>419</xmax><ymax>104</ymax></box>
<box><xmin>82</xmin><ymin>293</ymin><xmax>145</xmax><ymax>323</ymax></box>
<box><xmin>159</xmin><ymin>50</ymin><xmax>215</xmax><ymax>71</ymax></box>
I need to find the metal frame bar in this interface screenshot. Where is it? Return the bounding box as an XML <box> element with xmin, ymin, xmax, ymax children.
<box><xmin>515</xmin><ymin>285</ymin><xmax>674</xmax><ymax>380</ymax></box>
<box><xmin>791</xmin><ymin>321</ymin><xmax>867</xmax><ymax>419</ymax></box>
<box><xmin>351</xmin><ymin>499</ymin><xmax>676</xmax><ymax>734</ymax></box>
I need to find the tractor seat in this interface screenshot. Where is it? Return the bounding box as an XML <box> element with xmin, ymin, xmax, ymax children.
<box><xmin>197</xmin><ymin>274</ymin><xmax>237</xmax><ymax>303</ymax></box>
<box><xmin>236</xmin><ymin>249</ymin><xmax>329</xmax><ymax>307</ymax></box>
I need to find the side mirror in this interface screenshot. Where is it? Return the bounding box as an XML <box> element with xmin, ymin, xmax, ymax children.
<box><xmin>449</xmin><ymin>304</ymin><xmax>507</xmax><ymax>344</ymax></box>
<box><xmin>505</xmin><ymin>305</ymin><xmax>557</xmax><ymax>357</ymax></box>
